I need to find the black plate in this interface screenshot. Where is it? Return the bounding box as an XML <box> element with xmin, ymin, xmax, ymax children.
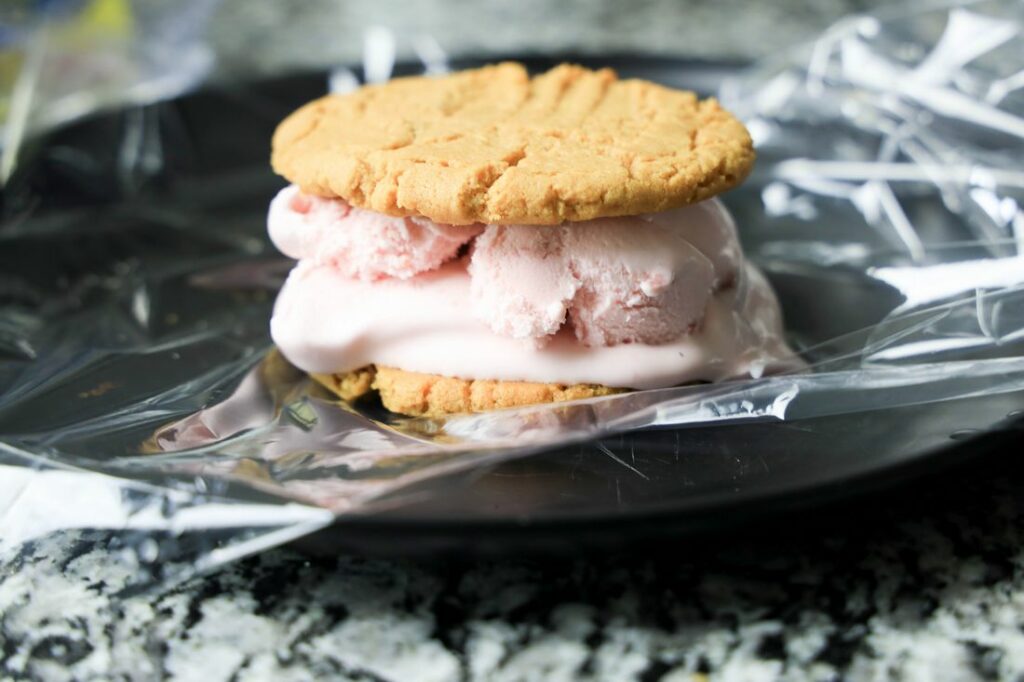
<box><xmin>4</xmin><ymin>56</ymin><xmax>1022</xmax><ymax>556</ymax></box>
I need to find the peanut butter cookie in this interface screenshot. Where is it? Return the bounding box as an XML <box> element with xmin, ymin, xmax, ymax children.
<box><xmin>311</xmin><ymin>365</ymin><xmax>625</xmax><ymax>418</ymax></box>
<box><xmin>272</xmin><ymin>63</ymin><xmax>753</xmax><ymax>225</ymax></box>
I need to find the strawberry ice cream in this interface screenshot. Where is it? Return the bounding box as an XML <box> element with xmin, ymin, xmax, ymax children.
<box><xmin>270</xmin><ymin>258</ymin><xmax>796</xmax><ymax>390</ymax></box>
<box><xmin>468</xmin><ymin>200</ymin><xmax>741</xmax><ymax>348</ymax></box>
<box><xmin>268</xmin><ymin>183</ymin><xmax>797</xmax><ymax>390</ymax></box>
<box><xmin>268</xmin><ymin>185</ymin><xmax>482</xmax><ymax>281</ymax></box>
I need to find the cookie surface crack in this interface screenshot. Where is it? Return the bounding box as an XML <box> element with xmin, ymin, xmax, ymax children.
<box><xmin>271</xmin><ymin>63</ymin><xmax>754</xmax><ymax>225</ymax></box>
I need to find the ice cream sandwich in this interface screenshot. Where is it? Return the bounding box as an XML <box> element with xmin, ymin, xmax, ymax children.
<box><xmin>268</xmin><ymin>63</ymin><xmax>796</xmax><ymax>417</ymax></box>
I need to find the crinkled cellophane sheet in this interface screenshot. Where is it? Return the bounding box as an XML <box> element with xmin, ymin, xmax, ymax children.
<box><xmin>1</xmin><ymin>2</ymin><xmax>1023</xmax><ymax>588</ymax></box>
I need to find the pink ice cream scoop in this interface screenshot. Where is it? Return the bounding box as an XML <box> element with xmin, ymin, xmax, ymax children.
<box><xmin>468</xmin><ymin>199</ymin><xmax>741</xmax><ymax>347</ymax></box>
<box><xmin>268</xmin><ymin>188</ymin><xmax>799</xmax><ymax>389</ymax></box>
<box><xmin>268</xmin><ymin>185</ymin><xmax>482</xmax><ymax>281</ymax></box>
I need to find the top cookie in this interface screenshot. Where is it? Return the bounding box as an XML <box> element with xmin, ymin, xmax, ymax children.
<box><xmin>271</xmin><ymin>63</ymin><xmax>754</xmax><ymax>226</ymax></box>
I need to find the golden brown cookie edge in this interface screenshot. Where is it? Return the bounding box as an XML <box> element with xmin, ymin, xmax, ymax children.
<box><xmin>312</xmin><ymin>365</ymin><xmax>627</xmax><ymax>418</ymax></box>
<box><xmin>270</xmin><ymin>63</ymin><xmax>755</xmax><ymax>226</ymax></box>
<box><xmin>310</xmin><ymin>366</ymin><xmax>376</xmax><ymax>402</ymax></box>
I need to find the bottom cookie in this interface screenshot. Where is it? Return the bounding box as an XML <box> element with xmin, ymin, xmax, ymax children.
<box><xmin>310</xmin><ymin>365</ymin><xmax>626</xmax><ymax>418</ymax></box>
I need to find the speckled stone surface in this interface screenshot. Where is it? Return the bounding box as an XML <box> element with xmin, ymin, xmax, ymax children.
<box><xmin>3</xmin><ymin>456</ymin><xmax>1024</xmax><ymax>681</ymax></box>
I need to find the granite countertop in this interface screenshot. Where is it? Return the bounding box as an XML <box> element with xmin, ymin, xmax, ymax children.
<box><xmin>3</xmin><ymin>455</ymin><xmax>1023</xmax><ymax>681</ymax></box>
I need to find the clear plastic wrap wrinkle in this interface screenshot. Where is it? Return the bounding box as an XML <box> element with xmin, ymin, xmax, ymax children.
<box><xmin>2</xmin><ymin>2</ymin><xmax>1024</xmax><ymax>584</ymax></box>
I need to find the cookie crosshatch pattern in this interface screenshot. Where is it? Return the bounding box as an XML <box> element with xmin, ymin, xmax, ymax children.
<box><xmin>271</xmin><ymin>63</ymin><xmax>755</xmax><ymax>225</ymax></box>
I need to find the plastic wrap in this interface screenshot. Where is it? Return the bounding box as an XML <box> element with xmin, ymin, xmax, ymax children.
<box><xmin>2</xmin><ymin>2</ymin><xmax>1023</xmax><ymax>586</ymax></box>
